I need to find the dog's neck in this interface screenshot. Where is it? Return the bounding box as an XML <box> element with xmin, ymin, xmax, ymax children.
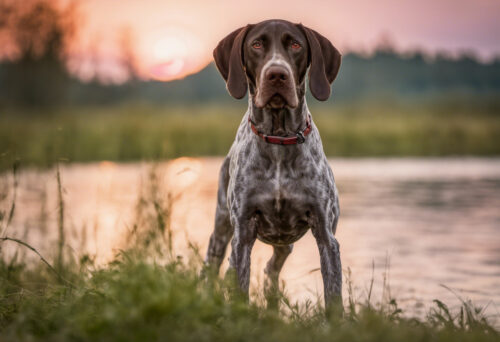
<box><xmin>247</xmin><ymin>85</ymin><xmax>309</xmax><ymax>137</ymax></box>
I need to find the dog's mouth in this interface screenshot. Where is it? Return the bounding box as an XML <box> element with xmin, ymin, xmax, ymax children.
<box><xmin>267</xmin><ymin>94</ymin><xmax>287</xmax><ymax>109</ymax></box>
<box><xmin>255</xmin><ymin>90</ymin><xmax>298</xmax><ymax>109</ymax></box>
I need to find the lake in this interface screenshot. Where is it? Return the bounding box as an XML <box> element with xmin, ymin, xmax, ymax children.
<box><xmin>1</xmin><ymin>157</ymin><xmax>499</xmax><ymax>317</ymax></box>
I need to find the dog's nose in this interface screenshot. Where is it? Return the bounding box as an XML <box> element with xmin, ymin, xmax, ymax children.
<box><xmin>265</xmin><ymin>66</ymin><xmax>289</xmax><ymax>83</ymax></box>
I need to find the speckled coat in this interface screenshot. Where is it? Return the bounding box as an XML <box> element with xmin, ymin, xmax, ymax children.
<box><xmin>205</xmin><ymin>19</ymin><xmax>343</xmax><ymax>309</ymax></box>
<box><xmin>206</xmin><ymin>99</ymin><xmax>342</xmax><ymax>307</ymax></box>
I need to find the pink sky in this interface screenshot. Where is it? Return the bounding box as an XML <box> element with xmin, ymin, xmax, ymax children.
<box><xmin>72</xmin><ymin>0</ymin><xmax>500</xmax><ymax>82</ymax></box>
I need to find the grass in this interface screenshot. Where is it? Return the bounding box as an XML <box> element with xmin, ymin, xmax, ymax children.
<box><xmin>1</xmin><ymin>95</ymin><xmax>500</xmax><ymax>170</ymax></box>
<box><xmin>0</xmin><ymin>165</ymin><xmax>498</xmax><ymax>341</ymax></box>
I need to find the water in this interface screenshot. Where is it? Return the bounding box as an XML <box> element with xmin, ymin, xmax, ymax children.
<box><xmin>1</xmin><ymin>158</ymin><xmax>499</xmax><ymax>317</ymax></box>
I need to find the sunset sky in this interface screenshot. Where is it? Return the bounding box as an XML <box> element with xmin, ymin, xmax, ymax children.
<box><xmin>72</xmin><ymin>0</ymin><xmax>500</xmax><ymax>82</ymax></box>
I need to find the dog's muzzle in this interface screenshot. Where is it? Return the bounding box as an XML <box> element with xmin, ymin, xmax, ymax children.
<box><xmin>255</xmin><ymin>64</ymin><xmax>299</xmax><ymax>109</ymax></box>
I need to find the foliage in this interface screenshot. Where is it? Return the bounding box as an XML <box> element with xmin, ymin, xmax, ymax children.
<box><xmin>0</xmin><ymin>1</ymin><xmax>499</xmax><ymax>107</ymax></box>
<box><xmin>1</xmin><ymin>254</ymin><xmax>498</xmax><ymax>342</ymax></box>
<box><xmin>0</xmin><ymin>0</ymin><xmax>78</xmax><ymax>106</ymax></box>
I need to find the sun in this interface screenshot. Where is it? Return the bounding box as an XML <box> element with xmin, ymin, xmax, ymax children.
<box><xmin>138</xmin><ymin>25</ymin><xmax>207</xmax><ymax>81</ymax></box>
<box><xmin>153</xmin><ymin>36</ymin><xmax>189</xmax><ymax>61</ymax></box>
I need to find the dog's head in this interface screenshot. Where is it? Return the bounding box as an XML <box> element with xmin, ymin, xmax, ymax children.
<box><xmin>213</xmin><ymin>19</ymin><xmax>341</xmax><ymax>109</ymax></box>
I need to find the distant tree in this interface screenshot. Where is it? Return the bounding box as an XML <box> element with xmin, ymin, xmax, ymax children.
<box><xmin>0</xmin><ymin>0</ymin><xmax>78</xmax><ymax>107</ymax></box>
<box><xmin>373</xmin><ymin>32</ymin><xmax>398</xmax><ymax>56</ymax></box>
<box><xmin>118</xmin><ymin>27</ymin><xmax>140</xmax><ymax>82</ymax></box>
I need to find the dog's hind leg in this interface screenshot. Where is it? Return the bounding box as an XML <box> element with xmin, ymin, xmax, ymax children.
<box><xmin>205</xmin><ymin>206</ymin><xmax>232</xmax><ymax>273</ymax></box>
<box><xmin>205</xmin><ymin>158</ymin><xmax>232</xmax><ymax>273</ymax></box>
<box><xmin>264</xmin><ymin>244</ymin><xmax>293</xmax><ymax>309</ymax></box>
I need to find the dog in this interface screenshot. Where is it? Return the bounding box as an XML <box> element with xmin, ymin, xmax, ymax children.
<box><xmin>205</xmin><ymin>19</ymin><xmax>342</xmax><ymax>310</ymax></box>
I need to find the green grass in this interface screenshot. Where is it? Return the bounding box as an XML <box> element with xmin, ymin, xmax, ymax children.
<box><xmin>0</xmin><ymin>165</ymin><xmax>498</xmax><ymax>341</ymax></box>
<box><xmin>1</xmin><ymin>96</ymin><xmax>500</xmax><ymax>170</ymax></box>
<box><xmin>1</xmin><ymin>253</ymin><xmax>498</xmax><ymax>342</ymax></box>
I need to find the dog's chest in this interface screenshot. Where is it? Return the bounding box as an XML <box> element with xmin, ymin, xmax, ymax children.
<box><xmin>240</xmin><ymin>159</ymin><xmax>323</xmax><ymax>246</ymax></box>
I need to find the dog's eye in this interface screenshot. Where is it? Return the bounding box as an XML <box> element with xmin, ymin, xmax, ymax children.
<box><xmin>291</xmin><ymin>41</ymin><xmax>301</xmax><ymax>50</ymax></box>
<box><xmin>252</xmin><ymin>41</ymin><xmax>262</xmax><ymax>49</ymax></box>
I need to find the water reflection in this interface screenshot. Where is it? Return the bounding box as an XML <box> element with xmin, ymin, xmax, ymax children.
<box><xmin>1</xmin><ymin>158</ymin><xmax>499</xmax><ymax>317</ymax></box>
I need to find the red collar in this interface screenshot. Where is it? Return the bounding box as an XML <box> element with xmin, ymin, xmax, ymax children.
<box><xmin>248</xmin><ymin>115</ymin><xmax>312</xmax><ymax>145</ymax></box>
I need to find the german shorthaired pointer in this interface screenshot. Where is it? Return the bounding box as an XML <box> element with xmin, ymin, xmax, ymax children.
<box><xmin>205</xmin><ymin>19</ymin><xmax>342</xmax><ymax>310</ymax></box>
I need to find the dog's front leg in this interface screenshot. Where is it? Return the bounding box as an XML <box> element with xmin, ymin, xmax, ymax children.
<box><xmin>227</xmin><ymin>215</ymin><xmax>257</xmax><ymax>298</ymax></box>
<box><xmin>311</xmin><ymin>212</ymin><xmax>342</xmax><ymax>313</ymax></box>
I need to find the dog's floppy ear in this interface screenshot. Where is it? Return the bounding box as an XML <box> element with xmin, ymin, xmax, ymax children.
<box><xmin>213</xmin><ymin>25</ymin><xmax>251</xmax><ymax>99</ymax></box>
<box><xmin>298</xmin><ymin>24</ymin><xmax>341</xmax><ymax>101</ymax></box>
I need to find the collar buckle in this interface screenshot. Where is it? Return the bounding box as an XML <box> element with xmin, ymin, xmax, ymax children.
<box><xmin>296</xmin><ymin>131</ymin><xmax>306</xmax><ymax>144</ymax></box>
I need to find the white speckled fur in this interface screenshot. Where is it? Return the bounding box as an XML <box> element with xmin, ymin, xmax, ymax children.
<box><xmin>206</xmin><ymin>98</ymin><xmax>342</xmax><ymax>307</ymax></box>
<box><xmin>206</xmin><ymin>20</ymin><xmax>342</xmax><ymax>309</ymax></box>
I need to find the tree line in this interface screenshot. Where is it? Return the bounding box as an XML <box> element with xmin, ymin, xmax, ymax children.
<box><xmin>1</xmin><ymin>0</ymin><xmax>499</xmax><ymax>109</ymax></box>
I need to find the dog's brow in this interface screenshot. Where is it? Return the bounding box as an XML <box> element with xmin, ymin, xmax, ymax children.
<box><xmin>248</xmin><ymin>32</ymin><xmax>268</xmax><ymax>44</ymax></box>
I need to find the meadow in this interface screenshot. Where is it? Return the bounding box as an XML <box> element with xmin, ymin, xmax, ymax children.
<box><xmin>0</xmin><ymin>166</ymin><xmax>498</xmax><ymax>342</ymax></box>
<box><xmin>1</xmin><ymin>95</ymin><xmax>500</xmax><ymax>170</ymax></box>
